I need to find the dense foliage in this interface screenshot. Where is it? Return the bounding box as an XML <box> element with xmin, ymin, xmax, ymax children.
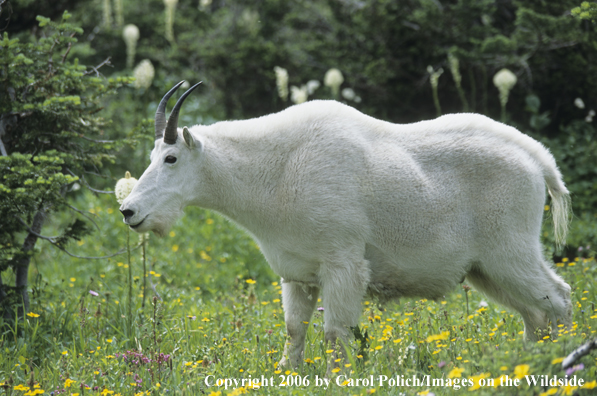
<box><xmin>0</xmin><ymin>11</ymin><xmax>132</xmax><ymax>317</ymax></box>
<box><xmin>6</xmin><ymin>0</ymin><xmax>596</xmax><ymax>208</ymax></box>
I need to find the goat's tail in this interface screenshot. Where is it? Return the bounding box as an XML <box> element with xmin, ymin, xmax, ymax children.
<box><xmin>545</xmin><ymin>169</ymin><xmax>571</xmax><ymax>250</ymax></box>
<box><xmin>486</xmin><ymin>118</ymin><xmax>571</xmax><ymax>249</ymax></box>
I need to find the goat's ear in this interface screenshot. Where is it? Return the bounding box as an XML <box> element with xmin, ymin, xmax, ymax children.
<box><xmin>182</xmin><ymin>126</ymin><xmax>201</xmax><ymax>150</ymax></box>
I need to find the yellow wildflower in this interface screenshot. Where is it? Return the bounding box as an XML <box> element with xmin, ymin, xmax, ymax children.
<box><xmin>514</xmin><ymin>364</ymin><xmax>529</xmax><ymax>379</ymax></box>
<box><xmin>425</xmin><ymin>331</ymin><xmax>449</xmax><ymax>343</ymax></box>
<box><xmin>469</xmin><ymin>373</ymin><xmax>489</xmax><ymax>390</ymax></box>
<box><xmin>448</xmin><ymin>367</ymin><xmax>464</xmax><ymax>378</ymax></box>
<box><xmin>582</xmin><ymin>380</ymin><xmax>596</xmax><ymax>389</ymax></box>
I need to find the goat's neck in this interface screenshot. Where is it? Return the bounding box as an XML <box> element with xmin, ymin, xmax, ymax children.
<box><xmin>197</xmin><ymin>137</ymin><xmax>282</xmax><ymax>232</ymax></box>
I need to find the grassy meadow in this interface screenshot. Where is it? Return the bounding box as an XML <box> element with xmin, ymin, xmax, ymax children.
<box><xmin>0</xmin><ymin>190</ymin><xmax>596</xmax><ymax>396</ymax></box>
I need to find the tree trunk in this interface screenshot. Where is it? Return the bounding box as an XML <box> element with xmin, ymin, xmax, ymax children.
<box><xmin>15</xmin><ymin>210</ymin><xmax>45</xmax><ymax>318</ymax></box>
<box><xmin>0</xmin><ymin>273</ymin><xmax>10</xmax><ymax>321</ymax></box>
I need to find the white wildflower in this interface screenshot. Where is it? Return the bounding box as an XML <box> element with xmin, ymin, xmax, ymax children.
<box><xmin>123</xmin><ymin>24</ymin><xmax>140</xmax><ymax>69</ymax></box>
<box><xmin>114</xmin><ymin>0</ymin><xmax>124</xmax><ymax>27</ymax></box>
<box><xmin>102</xmin><ymin>0</ymin><xmax>112</xmax><ymax>27</ymax></box>
<box><xmin>240</xmin><ymin>9</ymin><xmax>260</xmax><ymax>34</ymax></box>
<box><xmin>139</xmin><ymin>232</ymin><xmax>150</xmax><ymax>243</ymax></box>
<box><xmin>199</xmin><ymin>0</ymin><xmax>212</xmax><ymax>11</ymax></box>
<box><xmin>341</xmin><ymin>88</ymin><xmax>356</xmax><ymax>101</ymax></box>
<box><xmin>274</xmin><ymin>66</ymin><xmax>289</xmax><ymax>101</ymax></box>
<box><xmin>447</xmin><ymin>52</ymin><xmax>462</xmax><ymax>87</ymax></box>
<box><xmin>133</xmin><ymin>60</ymin><xmax>155</xmax><ymax>90</ymax></box>
<box><xmin>493</xmin><ymin>68</ymin><xmax>517</xmax><ymax>108</ymax></box>
<box><xmin>290</xmin><ymin>85</ymin><xmax>308</xmax><ymax>104</ymax></box>
<box><xmin>574</xmin><ymin>98</ymin><xmax>585</xmax><ymax>109</ymax></box>
<box><xmin>427</xmin><ymin>65</ymin><xmax>444</xmax><ymax>89</ymax></box>
<box><xmin>306</xmin><ymin>80</ymin><xmax>320</xmax><ymax>95</ymax></box>
<box><xmin>164</xmin><ymin>0</ymin><xmax>179</xmax><ymax>43</ymax></box>
<box><xmin>585</xmin><ymin>109</ymin><xmax>595</xmax><ymax>123</ymax></box>
<box><xmin>115</xmin><ymin>171</ymin><xmax>138</xmax><ymax>205</ymax></box>
<box><xmin>324</xmin><ymin>68</ymin><xmax>344</xmax><ymax>98</ymax></box>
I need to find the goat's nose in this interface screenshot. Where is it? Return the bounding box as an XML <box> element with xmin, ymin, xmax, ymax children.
<box><xmin>120</xmin><ymin>209</ymin><xmax>135</xmax><ymax>221</ymax></box>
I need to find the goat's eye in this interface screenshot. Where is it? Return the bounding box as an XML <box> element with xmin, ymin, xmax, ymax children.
<box><xmin>165</xmin><ymin>155</ymin><xmax>177</xmax><ymax>164</ymax></box>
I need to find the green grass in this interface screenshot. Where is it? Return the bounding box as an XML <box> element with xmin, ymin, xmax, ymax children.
<box><xmin>1</xmin><ymin>191</ymin><xmax>596</xmax><ymax>395</ymax></box>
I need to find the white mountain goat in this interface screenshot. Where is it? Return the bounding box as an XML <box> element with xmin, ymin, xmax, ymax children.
<box><xmin>120</xmin><ymin>81</ymin><xmax>572</xmax><ymax>371</ymax></box>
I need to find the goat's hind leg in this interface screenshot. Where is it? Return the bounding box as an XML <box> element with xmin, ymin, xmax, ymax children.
<box><xmin>279</xmin><ymin>281</ymin><xmax>319</xmax><ymax>369</ymax></box>
<box><xmin>466</xmin><ymin>249</ymin><xmax>572</xmax><ymax>341</ymax></box>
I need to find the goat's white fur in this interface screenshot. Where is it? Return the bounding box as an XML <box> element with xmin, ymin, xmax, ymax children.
<box><xmin>121</xmin><ymin>100</ymin><xmax>572</xmax><ymax>372</ymax></box>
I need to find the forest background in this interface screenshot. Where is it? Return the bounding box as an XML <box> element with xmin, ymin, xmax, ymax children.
<box><xmin>0</xmin><ymin>0</ymin><xmax>596</xmax><ymax>395</ymax></box>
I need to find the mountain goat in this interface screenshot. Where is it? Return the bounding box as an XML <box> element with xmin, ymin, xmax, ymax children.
<box><xmin>120</xmin><ymin>81</ymin><xmax>572</xmax><ymax>372</ymax></box>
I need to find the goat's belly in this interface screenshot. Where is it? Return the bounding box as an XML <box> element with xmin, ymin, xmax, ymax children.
<box><xmin>365</xmin><ymin>244</ymin><xmax>471</xmax><ymax>301</ymax></box>
<box><xmin>260</xmin><ymin>245</ymin><xmax>322</xmax><ymax>286</ymax></box>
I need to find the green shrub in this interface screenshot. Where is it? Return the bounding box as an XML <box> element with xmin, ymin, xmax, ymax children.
<box><xmin>0</xmin><ymin>11</ymin><xmax>131</xmax><ymax>318</ymax></box>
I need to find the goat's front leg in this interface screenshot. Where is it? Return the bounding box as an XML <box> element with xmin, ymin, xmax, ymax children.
<box><xmin>320</xmin><ymin>256</ymin><xmax>369</xmax><ymax>377</ymax></box>
<box><xmin>279</xmin><ymin>281</ymin><xmax>319</xmax><ymax>369</ymax></box>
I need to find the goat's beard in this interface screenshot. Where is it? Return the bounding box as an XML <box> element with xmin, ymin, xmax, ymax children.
<box><xmin>129</xmin><ymin>205</ymin><xmax>182</xmax><ymax>238</ymax></box>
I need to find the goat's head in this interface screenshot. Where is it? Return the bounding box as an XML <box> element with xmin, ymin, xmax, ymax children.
<box><xmin>120</xmin><ymin>81</ymin><xmax>204</xmax><ymax>236</ymax></box>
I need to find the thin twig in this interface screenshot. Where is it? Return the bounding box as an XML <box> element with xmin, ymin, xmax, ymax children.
<box><xmin>61</xmin><ymin>32</ymin><xmax>76</xmax><ymax>63</ymax></box>
<box><xmin>64</xmin><ymin>202</ymin><xmax>101</xmax><ymax>232</ymax></box>
<box><xmin>15</xmin><ymin>214</ymin><xmax>143</xmax><ymax>259</ymax></box>
<box><xmin>84</xmin><ymin>170</ymin><xmax>110</xmax><ymax>179</ymax></box>
<box><xmin>83</xmin><ymin>57</ymin><xmax>112</xmax><ymax>77</ymax></box>
<box><xmin>65</xmin><ymin>169</ymin><xmax>114</xmax><ymax>194</ymax></box>
<box><xmin>55</xmin><ymin>242</ymin><xmax>143</xmax><ymax>260</ymax></box>
<box><xmin>77</xmin><ymin>134</ymin><xmax>117</xmax><ymax>144</ymax></box>
<box><xmin>14</xmin><ymin>216</ymin><xmax>60</xmax><ymax>242</ymax></box>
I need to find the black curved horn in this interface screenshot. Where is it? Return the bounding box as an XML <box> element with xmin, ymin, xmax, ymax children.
<box><xmin>155</xmin><ymin>81</ymin><xmax>185</xmax><ymax>141</ymax></box>
<box><xmin>163</xmin><ymin>82</ymin><xmax>203</xmax><ymax>145</ymax></box>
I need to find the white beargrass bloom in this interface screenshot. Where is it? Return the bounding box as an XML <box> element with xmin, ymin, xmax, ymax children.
<box><xmin>115</xmin><ymin>171</ymin><xmax>137</xmax><ymax>205</ymax></box>
<box><xmin>139</xmin><ymin>232</ymin><xmax>150</xmax><ymax>243</ymax></box>
<box><xmin>306</xmin><ymin>80</ymin><xmax>320</xmax><ymax>95</ymax></box>
<box><xmin>290</xmin><ymin>85</ymin><xmax>308</xmax><ymax>104</ymax></box>
<box><xmin>274</xmin><ymin>66</ymin><xmax>289</xmax><ymax>101</ymax></box>
<box><xmin>164</xmin><ymin>0</ymin><xmax>178</xmax><ymax>43</ymax></box>
<box><xmin>240</xmin><ymin>9</ymin><xmax>260</xmax><ymax>34</ymax></box>
<box><xmin>123</xmin><ymin>24</ymin><xmax>140</xmax><ymax>69</ymax></box>
<box><xmin>199</xmin><ymin>0</ymin><xmax>212</xmax><ymax>11</ymax></box>
<box><xmin>324</xmin><ymin>68</ymin><xmax>344</xmax><ymax>98</ymax></box>
<box><xmin>427</xmin><ymin>65</ymin><xmax>444</xmax><ymax>89</ymax></box>
<box><xmin>133</xmin><ymin>60</ymin><xmax>155</xmax><ymax>90</ymax></box>
<box><xmin>447</xmin><ymin>52</ymin><xmax>462</xmax><ymax>87</ymax></box>
<box><xmin>103</xmin><ymin>0</ymin><xmax>112</xmax><ymax>27</ymax></box>
<box><xmin>585</xmin><ymin>109</ymin><xmax>595</xmax><ymax>123</ymax></box>
<box><xmin>341</xmin><ymin>88</ymin><xmax>356</xmax><ymax>101</ymax></box>
<box><xmin>114</xmin><ymin>0</ymin><xmax>124</xmax><ymax>27</ymax></box>
<box><xmin>574</xmin><ymin>98</ymin><xmax>585</xmax><ymax>109</ymax></box>
<box><xmin>493</xmin><ymin>68</ymin><xmax>517</xmax><ymax>107</ymax></box>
